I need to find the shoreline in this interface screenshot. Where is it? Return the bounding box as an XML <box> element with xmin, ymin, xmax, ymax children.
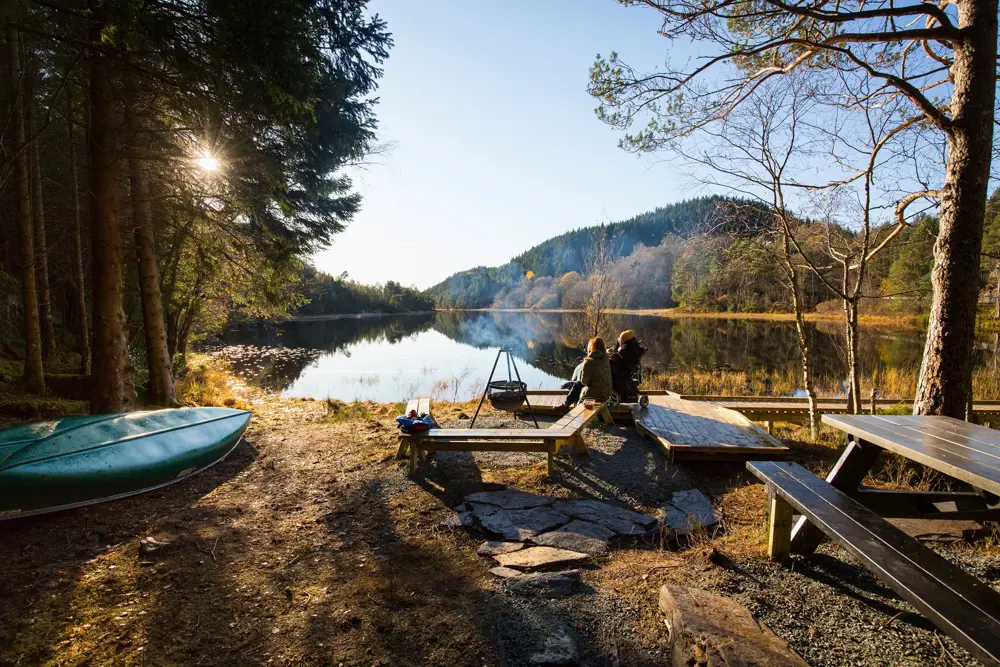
<box><xmin>283</xmin><ymin>310</ymin><xmax>435</xmax><ymax>322</ymax></box>
<box><xmin>434</xmin><ymin>307</ymin><xmax>929</xmax><ymax>326</ymax></box>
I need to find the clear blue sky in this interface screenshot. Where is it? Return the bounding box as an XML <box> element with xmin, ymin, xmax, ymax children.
<box><xmin>312</xmin><ymin>0</ymin><xmax>704</xmax><ymax>290</ymax></box>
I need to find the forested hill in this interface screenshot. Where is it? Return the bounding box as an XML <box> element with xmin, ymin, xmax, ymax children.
<box><xmin>427</xmin><ymin>196</ymin><xmax>768</xmax><ymax>309</ymax></box>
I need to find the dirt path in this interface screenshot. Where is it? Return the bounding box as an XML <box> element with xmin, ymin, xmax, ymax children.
<box><xmin>1</xmin><ymin>398</ymin><xmax>997</xmax><ymax>666</ymax></box>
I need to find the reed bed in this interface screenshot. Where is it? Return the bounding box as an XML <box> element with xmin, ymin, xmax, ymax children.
<box><xmin>643</xmin><ymin>365</ymin><xmax>1000</xmax><ymax>400</ymax></box>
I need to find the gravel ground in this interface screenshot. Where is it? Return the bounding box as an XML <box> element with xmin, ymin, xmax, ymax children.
<box><xmin>413</xmin><ymin>412</ymin><xmax>1000</xmax><ymax>667</ymax></box>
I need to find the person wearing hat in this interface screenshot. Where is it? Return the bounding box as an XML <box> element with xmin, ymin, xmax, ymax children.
<box><xmin>609</xmin><ymin>330</ymin><xmax>642</xmax><ymax>396</ymax></box>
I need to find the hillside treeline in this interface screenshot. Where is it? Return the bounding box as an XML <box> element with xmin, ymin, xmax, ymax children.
<box><xmin>431</xmin><ymin>193</ymin><xmax>1000</xmax><ymax>315</ymax></box>
<box><xmin>0</xmin><ymin>1</ymin><xmax>391</xmax><ymax>411</ymax></box>
<box><xmin>295</xmin><ymin>267</ymin><xmax>434</xmax><ymax>316</ymax></box>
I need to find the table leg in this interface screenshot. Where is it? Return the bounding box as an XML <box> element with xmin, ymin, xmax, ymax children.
<box><xmin>790</xmin><ymin>437</ymin><xmax>881</xmax><ymax>553</ymax></box>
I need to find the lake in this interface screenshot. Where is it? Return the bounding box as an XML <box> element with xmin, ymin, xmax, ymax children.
<box><xmin>217</xmin><ymin>311</ymin><xmax>1000</xmax><ymax>403</ymax></box>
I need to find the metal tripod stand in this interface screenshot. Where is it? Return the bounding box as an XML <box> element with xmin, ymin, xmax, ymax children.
<box><xmin>470</xmin><ymin>347</ymin><xmax>539</xmax><ymax>428</ymax></box>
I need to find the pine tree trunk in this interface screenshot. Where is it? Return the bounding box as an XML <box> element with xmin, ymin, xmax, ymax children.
<box><xmin>88</xmin><ymin>3</ymin><xmax>135</xmax><ymax>413</ymax></box>
<box><xmin>914</xmin><ymin>0</ymin><xmax>998</xmax><ymax>418</ymax></box>
<box><xmin>129</xmin><ymin>157</ymin><xmax>175</xmax><ymax>404</ymax></box>
<box><xmin>6</xmin><ymin>26</ymin><xmax>45</xmax><ymax>393</ymax></box>
<box><xmin>67</xmin><ymin>93</ymin><xmax>90</xmax><ymax>374</ymax></box>
<box><xmin>27</xmin><ymin>97</ymin><xmax>56</xmax><ymax>364</ymax></box>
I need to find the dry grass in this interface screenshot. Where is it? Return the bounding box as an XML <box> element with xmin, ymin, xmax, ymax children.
<box><xmin>175</xmin><ymin>354</ymin><xmax>253</xmax><ymax>409</ymax></box>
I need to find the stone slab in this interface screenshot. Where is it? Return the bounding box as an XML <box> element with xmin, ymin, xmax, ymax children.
<box><xmin>530</xmin><ymin>624</ymin><xmax>579</xmax><ymax>664</ymax></box>
<box><xmin>467</xmin><ymin>502</ymin><xmax>502</xmax><ymax>518</ymax></box>
<box><xmin>478</xmin><ymin>507</ymin><xmax>571</xmax><ymax>541</ymax></box>
<box><xmin>489</xmin><ymin>566</ymin><xmax>523</xmax><ymax>579</ymax></box>
<box><xmin>551</xmin><ymin>499</ymin><xmax>657</xmax><ymax>536</ymax></box>
<box><xmin>531</xmin><ymin>520</ymin><xmax>614</xmax><ymax>555</ymax></box>
<box><xmin>663</xmin><ymin>489</ymin><xmax>723</xmax><ymax>535</ymax></box>
<box><xmin>659</xmin><ymin>585</ymin><xmax>808</xmax><ymax>667</ymax></box>
<box><xmin>477</xmin><ymin>540</ymin><xmax>526</xmax><ymax>557</ymax></box>
<box><xmin>466</xmin><ymin>489</ymin><xmax>555</xmax><ymax>510</ymax></box>
<box><xmin>494</xmin><ymin>546</ymin><xmax>589</xmax><ymax>569</ymax></box>
<box><xmin>505</xmin><ymin>570</ymin><xmax>582</xmax><ymax>598</ymax></box>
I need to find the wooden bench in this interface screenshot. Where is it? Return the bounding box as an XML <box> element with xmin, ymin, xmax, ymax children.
<box><xmin>402</xmin><ymin>400</ymin><xmax>611</xmax><ymax>476</ymax></box>
<box><xmin>395</xmin><ymin>397</ymin><xmax>432</xmax><ymax>459</ymax></box>
<box><xmin>748</xmin><ymin>460</ymin><xmax>1000</xmax><ymax>667</ymax></box>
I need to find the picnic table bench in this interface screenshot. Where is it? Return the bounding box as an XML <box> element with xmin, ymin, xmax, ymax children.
<box><xmin>397</xmin><ymin>398</ymin><xmax>612</xmax><ymax>476</ymax></box>
<box><xmin>748</xmin><ymin>414</ymin><xmax>1000</xmax><ymax>666</ymax></box>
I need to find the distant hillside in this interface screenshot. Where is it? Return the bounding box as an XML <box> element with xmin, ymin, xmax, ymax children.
<box><xmin>427</xmin><ymin>196</ymin><xmax>769</xmax><ymax>309</ymax></box>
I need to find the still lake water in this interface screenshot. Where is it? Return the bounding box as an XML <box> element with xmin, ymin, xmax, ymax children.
<box><xmin>218</xmin><ymin>311</ymin><xmax>1000</xmax><ymax>403</ymax></box>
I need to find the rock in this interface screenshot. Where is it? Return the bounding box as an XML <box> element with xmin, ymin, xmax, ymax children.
<box><xmin>477</xmin><ymin>540</ymin><xmax>526</xmax><ymax>557</ymax></box>
<box><xmin>663</xmin><ymin>489</ymin><xmax>723</xmax><ymax>535</ymax></box>
<box><xmin>551</xmin><ymin>499</ymin><xmax>657</xmax><ymax>535</ymax></box>
<box><xmin>441</xmin><ymin>512</ymin><xmax>474</xmax><ymax>529</ymax></box>
<box><xmin>531</xmin><ymin>520</ymin><xmax>614</xmax><ymax>555</ymax></box>
<box><xmin>489</xmin><ymin>566</ymin><xmax>523</xmax><ymax>578</ymax></box>
<box><xmin>465</xmin><ymin>489</ymin><xmax>555</xmax><ymax>510</ymax></box>
<box><xmin>494</xmin><ymin>546</ymin><xmax>589</xmax><ymax>569</ymax></box>
<box><xmin>139</xmin><ymin>535</ymin><xmax>174</xmax><ymax>557</ymax></box>
<box><xmin>530</xmin><ymin>625</ymin><xmax>579</xmax><ymax>665</ymax></box>
<box><xmin>659</xmin><ymin>585</ymin><xmax>809</xmax><ymax>667</ymax></box>
<box><xmin>505</xmin><ymin>570</ymin><xmax>581</xmax><ymax>598</ymax></box>
<box><xmin>467</xmin><ymin>502</ymin><xmax>502</xmax><ymax>519</ymax></box>
<box><xmin>478</xmin><ymin>507</ymin><xmax>571</xmax><ymax>541</ymax></box>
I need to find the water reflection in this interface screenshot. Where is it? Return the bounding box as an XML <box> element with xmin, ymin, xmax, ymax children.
<box><xmin>216</xmin><ymin>312</ymin><xmax>994</xmax><ymax>402</ymax></box>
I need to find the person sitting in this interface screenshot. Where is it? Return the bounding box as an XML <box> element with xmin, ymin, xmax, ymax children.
<box><xmin>609</xmin><ymin>329</ymin><xmax>643</xmax><ymax>397</ymax></box>
<box><xmin>560</xmin><ymin>337</ymin><xmax>612</xmax><ymax>409</ymax></box>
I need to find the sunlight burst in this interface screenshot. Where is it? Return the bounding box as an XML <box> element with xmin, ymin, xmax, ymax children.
<box><xmin>196</xmin><ymin>153</ymin><xmax>220</xmax><ymax>172</ymax></box>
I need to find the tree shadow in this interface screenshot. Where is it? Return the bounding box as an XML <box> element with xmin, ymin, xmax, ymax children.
<box><xmin>0</xmin><ymin>438</ymin><xmax>258</xmax><ymax>665</ymax></box>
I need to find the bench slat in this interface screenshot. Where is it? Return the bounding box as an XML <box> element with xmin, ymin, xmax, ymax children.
<box><xmin>749</xmin><ymin>461</ymin><xmax>1000</xmax><ymax>667</ymax></box>
<box><xmin>822</xmin><ymin>415</ymin><xmax>1000</xmax><ymax>496</ymax></box>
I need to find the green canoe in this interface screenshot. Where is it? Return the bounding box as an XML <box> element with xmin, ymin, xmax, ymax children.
<box><xmin>0</xmin><ymin>407</ymin><xmax>251</xmax><ymax>519</ymax></box>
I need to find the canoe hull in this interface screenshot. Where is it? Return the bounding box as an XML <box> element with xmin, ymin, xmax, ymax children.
<box><xmin>0</xmin><ymin>408</ymin><xmax>251</xmax><ymax>519</ymax></box>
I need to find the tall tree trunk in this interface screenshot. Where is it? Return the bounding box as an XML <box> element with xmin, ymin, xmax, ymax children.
<box><xmin>67</xmin><ymin>92</ymin><xmax>91</xmax><ymax>374</ymax></box>
<box><xmin>129</xmin><ymin>156</ymin><xmax>175</xmax><ymax>404</ymax></box>
<box><xmin>845</xmin><ymin>298</ymin><xmax>861</xmax><ymax>414</ymax></box>
<box><xmin>6</xmin><ymin>26</ymin><xmax>45</xmax><ymax>393</ymax></box>
<box><xmin>88</xmin><ymin>2</ymin><xmax>134</xmax><ymax>413</ymax></box>
<box><xmin>27</xmin><ymin>85</ymin><xmax>56</xmax><ymax>364</ymax></box>
<box><xmin>782</xmin><ymin>233</ymin><xmax>818</xmax><ymax>438</ymax></box>
<box><xmin>914</xmin><ymin>0</ymin><xmax>998</xmax><ymax>418</ymax></box>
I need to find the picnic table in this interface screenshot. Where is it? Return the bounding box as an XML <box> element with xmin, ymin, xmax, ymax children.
<box><xmin>748</xmin><ymin>414</ymin><xmax>1000</xmax><ymax>666</ymax></box>
<box><xmin>792</xmin><ymin>414</ymin><xmax>1000</xmax><ymax>549</ymax></box>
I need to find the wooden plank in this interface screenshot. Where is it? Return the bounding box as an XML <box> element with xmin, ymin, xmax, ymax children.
<box><xmin>421</xmin><ymin>441</ymin><xmax>553</xmax><ymax>453</ymax></box>
<box><xmin>748</xmin><ymin>461</ymin><xmax>1000</xmax><ymax>667</ymax></box>
<box><xmin>633</xmin><ymin>395</ymin><xmax>789</xmax><ymax>461</ymax></box>
<box><xmin>767</xmin><ymin>493</ymin><xmax>794</xmax><ymax>561</ymax></box>
<box><xmin>853</xmin><ymin>488</ymin><xmax>1000</xmax><ymax>520</ymax></box>
<box><xmin>876</xmin><ymin>415</ymin><xmax>1000</xmax><ymax>452</ymax></box>
<box><xmin>823</xmin><ymin>415</ymin><xmax>1000</xmax><ymax>496</ymax></box>
<box><xmin>790</xmin><ymin>438</ymin><xmax>881</xmax><ymax>553</ymax></box>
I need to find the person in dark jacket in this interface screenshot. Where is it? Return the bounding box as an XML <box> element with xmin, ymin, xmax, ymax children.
<box><xmin>560</xmin><ymin>337</ymin><xmax>612</xmax><ymax>408</ymax></box>
<box><xmin>609</xmin><ymin>330</ymin><xmax>642</xmax><ymax>397</ymax></box>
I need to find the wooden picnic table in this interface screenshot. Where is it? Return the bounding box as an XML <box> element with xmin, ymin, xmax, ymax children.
<box><xmin>792</xmin><ymin>414</ymin><xmax>1000</xmax><ymax>551</ymax></box>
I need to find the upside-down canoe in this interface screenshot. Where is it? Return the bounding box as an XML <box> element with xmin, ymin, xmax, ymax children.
<box><xmin>0</xmin><ymin>407</ymin><xmax>251</xmax><ymax>520</ymax></box>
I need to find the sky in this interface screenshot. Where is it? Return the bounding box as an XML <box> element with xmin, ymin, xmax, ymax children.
<box><xmin>312</xmin><ymin>0</ymin><xmax>704</xmax><ymax>290</ymax></box>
